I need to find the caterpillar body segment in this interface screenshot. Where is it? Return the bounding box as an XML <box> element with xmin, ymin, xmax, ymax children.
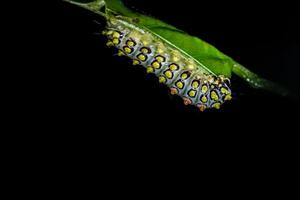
<box><xmin>103</xmin><ymin>16</ymin><xmax>232</xmax><ymax>111</ymax></box>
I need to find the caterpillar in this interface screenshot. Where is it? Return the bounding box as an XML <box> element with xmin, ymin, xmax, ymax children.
<box><xmin>103</xmin><ymin>17</ymin><xmax>232</xmax><ymax>111</ymax></box>
<box><xmin>64</xmin><ymin>0</ymin><xmax>287</xmax><ymax>111</ymax></box>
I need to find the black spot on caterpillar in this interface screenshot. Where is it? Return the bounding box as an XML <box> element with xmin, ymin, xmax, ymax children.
<box><xmin>102</xmin><ymin>16</ymin><xmax>232</xmax><ymax>112</ymax></box>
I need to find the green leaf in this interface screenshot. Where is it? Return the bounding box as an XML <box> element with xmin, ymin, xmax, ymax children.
<box><xmin>65</xmin><ymin>0</ymin><xmax>234</xmax><ymax>76</ymax></box>
<box><xmin>64</xmin><ymin>0</ymin><xmax>289</xmax><ymax>95</ymax></box>
<box><xmin>105</xmin><ymin>0</ymin><xmax>234</xmax><ymax>76</ymax></box>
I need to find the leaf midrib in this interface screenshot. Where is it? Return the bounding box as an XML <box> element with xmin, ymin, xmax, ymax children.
<box><xmin>109</xmin><ymin>11</ymin><xmax>215</xmax><ymax>75</ymax></box>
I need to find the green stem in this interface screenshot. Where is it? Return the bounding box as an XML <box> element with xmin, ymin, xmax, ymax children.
<box><xmin>232</xmin><ymin>63</ymin><xmax>289</xmax><ymax>96</ymax></box>
<box><xmin>63</xmin><ymin>0</ymin><xmax>107</xmax><ymax>18</ymax></box>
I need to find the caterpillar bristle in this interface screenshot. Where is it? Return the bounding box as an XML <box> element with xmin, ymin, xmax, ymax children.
<box><xmin>132</xmin><ymin>59</ymin><xmax>140</xmax><ymax>66</ymax></box>
<box><xmin>146</xmin><ymin>67</ymin><xmax>154</xmax><ymax>74</ymax></box>
<box><xmin>170</xmin><ymin>88</ymin><xmax>178</xmax><ymax>95</ymax></box>
<box><xmin>183</xmin><ymin>97</ymin><xmax>192</xmax><ymax>106</ymax></box>
<box><xmin>117</xmin><ymin>50</ymin><xmax>125</xmax><ymax>56</ymax></box>
<box><xmin>103</xmin><ymin>20</ymin><xmax>232</xmax><ymax>111</ymax></box>
<box><xmin>198</xmin><ymin>105</ymin><xmax>207</xmax><ymax>112</ymax></box>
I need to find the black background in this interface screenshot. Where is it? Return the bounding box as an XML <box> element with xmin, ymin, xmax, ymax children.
<box><xmin>5</xmin><ymin>0</ymin><xmax>298</xmax><ymax>187</ymax></box>
<box><xmin>4</xmin><ymin>0</ymin><xmax>299</xmax><ymax>184</ymax></box>
<box><xmin>26</xmin><ymin>0</ymin><xmax>300</xmax><ymax>131</ymax></box>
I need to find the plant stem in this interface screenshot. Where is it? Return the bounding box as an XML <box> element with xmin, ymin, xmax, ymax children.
<box><xmin>63</xmin><ymin>0</ymin><xmax>107</xmax><ymax>18</ymax></box>
<box><xmin>232</xmin><ymin>63</ymin><xmax>289</xmax><ymax>96</ymax></box>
